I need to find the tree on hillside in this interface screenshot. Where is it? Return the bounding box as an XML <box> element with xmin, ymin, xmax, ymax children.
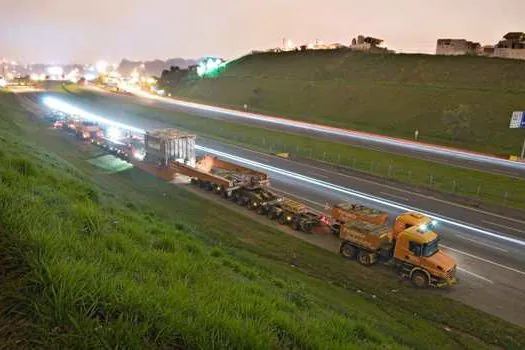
<box><xmin>441</xmin><ymin>104</ymin><xmax>473</xmax><ymax>140</ymax></box>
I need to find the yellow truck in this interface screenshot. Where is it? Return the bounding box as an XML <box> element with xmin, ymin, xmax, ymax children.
<box><xmin>338</xmin><ymin>212</ymin><xmax>457</xmax><ymax>288</ymax></box>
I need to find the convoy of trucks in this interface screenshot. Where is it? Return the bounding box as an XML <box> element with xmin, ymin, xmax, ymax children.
<box><xmin>45</xmin><ymin>110</ymin><xmax>458</xmax><ymax>288</ymax></box>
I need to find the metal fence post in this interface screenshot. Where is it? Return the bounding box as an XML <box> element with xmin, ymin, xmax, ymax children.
<box><xmin>476</xmin><ymin>185</ymin><xmax>481</xmax><ymax>198</ymax></box>
<box><xmin>452</xmin><ymin>180</ymin><xmax>457</xmax><ymax>193</ymax></box>
<box><xmin>429</xmin><ymin>175</ymin><xmax>433</xmax><ymax>187</ymax></box>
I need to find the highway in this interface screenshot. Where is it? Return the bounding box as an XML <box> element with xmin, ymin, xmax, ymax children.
<box><xmin>16</xmin><ymin>91</ymin><xmax>525</xmax><ymax>327</ymax></box>
<box><xmin>88</xmin><ymin>86</ymin><xmax>525</xmax><ymax>178</ymax></box>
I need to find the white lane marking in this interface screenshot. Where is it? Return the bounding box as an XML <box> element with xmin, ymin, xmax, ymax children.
<box><xmin>309</xmin><ymin>171</ymin><xmax>329</xmax><ymax>179</ymax></box>
<box><xmin>482</xmin><ymin>220</ymin><xmax>525</xmax><ymax>234</ymax></box>
<box><xmin>457</xmin><ymin>267</ymin><xmax>494</xmax><ymax>284</ymax></box>
<box><xmin>441</xmin><ymin>245</ymin><xmax>525</xmax><ymax>276</ymax></box>
<box><xmin>455</xmin><ymin>235</ymin><xmax>509</xmax><ymax>253</ymax></box>
<box><xmin>379</xmin><ymin>191</ymin><xmax>409</xmax><ymax>202</ymax></box>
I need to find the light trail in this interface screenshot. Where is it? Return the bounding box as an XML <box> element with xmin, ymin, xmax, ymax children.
<box><xmin>42</xmin><ymin>96</ymin><xmax>146</xmax><ymax>135</ymax></box>
<box><xmin>41</xmin><ymin>96</ymin><xmax>525</xmax><ymax>248</ymax></box>
<box><xmin>127</xmin><ymin>90</ymin><xmax>525</xmax><ymax>172</ymax></box>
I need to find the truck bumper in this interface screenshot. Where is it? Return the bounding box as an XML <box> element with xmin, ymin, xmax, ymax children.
<box><xmin>435</xmin><ymin>276</ymin><xmax>459</xmax><ymax>288</ymax></box>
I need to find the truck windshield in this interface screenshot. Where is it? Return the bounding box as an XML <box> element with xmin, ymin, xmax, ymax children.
<box><xmin>422</xmin><ymin>239</ymin><xmax>439</xmax><ymax>257</ymax></box>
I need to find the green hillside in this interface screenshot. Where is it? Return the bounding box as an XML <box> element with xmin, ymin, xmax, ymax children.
<box><xmin>168</xmin><ymin>50</ymin><xmax>525</xmax><ymax>155</ymax></box>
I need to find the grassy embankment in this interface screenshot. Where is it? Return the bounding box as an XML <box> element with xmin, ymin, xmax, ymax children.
<box><xmin>1</xmin><ymin>91</ymin><xmax>525</xmax><ymax>348</ymax></box>
<box><xmin>62</xmin><ymin>85</ymin><xmax>525</xmax><ymax>210</ymax></box>
<box><xmin>169</xmin><ymin>50</ymin><xmax>525</xmax><ymax>156</ymax></box>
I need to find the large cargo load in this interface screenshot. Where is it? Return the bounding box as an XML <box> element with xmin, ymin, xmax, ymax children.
<box><xmin>145</xmin><ymin>129</ymin><xmax>196</xmax><ymax>167</ymax></box>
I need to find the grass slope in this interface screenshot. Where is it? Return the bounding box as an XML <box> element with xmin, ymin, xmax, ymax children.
<box><xmin>1</xmin><ymin>91</ymin><xmax>525</xmax><ymax>349</ymax></box>
<box><xmin>61</xmin><ymin>86</ymin><xmax>525</xmax><ymax>210</ymax></box>
<box><xmin>169</xmin><ymin>50</ymin><xmax>525</xmax><ymax>155</ymax></box>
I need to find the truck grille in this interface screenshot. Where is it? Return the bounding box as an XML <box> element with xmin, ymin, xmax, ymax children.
<box><xmin>445</xmin><ymin>266</ymin><xmax>456</xmax><ymax>279</ymax></box>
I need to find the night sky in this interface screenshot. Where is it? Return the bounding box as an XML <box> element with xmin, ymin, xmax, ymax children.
<box><xmin>1</xmin><ymin>0</ymin><xmax>523</xmax><ymax>64</ymax></box>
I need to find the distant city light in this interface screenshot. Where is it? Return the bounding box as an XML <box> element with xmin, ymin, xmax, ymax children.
<box><xmin>47</xmin><ymin>66</ymin><xmax>64</xmax><ymax>76</ymax></box>
<box><xmin>95</xmin><ymin>60</ymin><xmax>109</xmax><ymax>74</ymax></box>
<box><xmin>84</xmin><ymin>73</ymin><xmax>97</xmax><ymax>81</ymax></box>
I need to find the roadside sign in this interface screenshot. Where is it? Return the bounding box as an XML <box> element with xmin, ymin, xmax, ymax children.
<box><xmin>510</xmin><ymin>111</ymin><xmax>525</xmax><ymax>128</ymax></box>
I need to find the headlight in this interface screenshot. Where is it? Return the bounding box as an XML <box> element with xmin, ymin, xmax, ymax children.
<box><xmin>419</xmin><ymin>224</ymin><xmax>427</xmax><ymax>231</ymax></box>
<box><xmin>431</xmin><ymin>220</ymin><xmax>438</xmax><ymax>226</ymax></box>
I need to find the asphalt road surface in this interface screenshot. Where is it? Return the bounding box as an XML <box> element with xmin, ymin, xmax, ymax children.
<box><xmin>16</xmin><ymin>91</ymin><xmax>525</xmax><ymax>327</ymax></box>
<box><xmin>89</xmin><ymin>86</ymin><xmax>525</xmax><ymax>179</ymax></box>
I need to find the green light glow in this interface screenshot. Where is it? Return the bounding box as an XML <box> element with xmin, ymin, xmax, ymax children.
<box><xmin>197</xmin><ymin>57</ymin><xmax>226</xmax><ymax>77</ymax></box>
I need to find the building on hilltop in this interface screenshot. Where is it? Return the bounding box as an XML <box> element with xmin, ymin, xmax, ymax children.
<box><xmin>435</xmin><ymin>32</ymin><xmax>525</xmax><ymax>60</ymax></box>
<box><xmin>436</xmin><ymin>39</ymin><xmax>481</xmax><ymax>56</ymax></box>
<box><xmin>494</xmin><ymin>32</ymin><xmax>525</xmax><ymax>60</ymax></box>
<box><xmin>350</xmin><ymin>35</ymin><xmax>393</xmax><ymax>53</ymax></box>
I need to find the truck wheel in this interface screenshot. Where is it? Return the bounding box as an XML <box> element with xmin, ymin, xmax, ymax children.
<box><xmin>256</xmin><ymin>206</ymin><xmax>266</xmax><ymax>215</ymax></box>
<box><xmin>340</xmin><ymin>243</ymin><xmax>357</xmax><ymax>259</ymax></box>
<box><xmin>278</xmin><ymin>215</ymin><xmax>288</xmax><ymax>225</ymax></box>
<box><xmin>301</xmin><ymin>222</ymin><xmax>313</xmax><ymax>233</ymax></box>
<box><xmin>267</xmin><ymin>210</ymin><xmax>276</xmax><ymax>220</ymax></box>
<box><xmin>357</xmin><ymin>251</ymin><xmax>374</xmax><ymax>266</ymax></box>
<box><xmin>292</xmin><ymin>220</ymin><xmax>301</xmax><ymax>231</ymax></box>
<box><xmin>411</xmin><ymin>271</ymin><xmax>429</xmax><ymax>288</ymax></box>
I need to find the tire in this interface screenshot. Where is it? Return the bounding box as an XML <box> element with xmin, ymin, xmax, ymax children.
<box><xmin>278</xmin><ymin>214</ymin><xmax>288</xmax><ymax>225</ymax></box>
<box><xmin>357</xmin><ymin>250</ymin><xmax>374</xmax><ymax>266</ymax></box>
<box><xmin>267</xmin><ymin>210</ymin><xmax>276</xmax><ymax>220</ymax></box>
<box><xmin>300</xmin><ymin>221</ymin><xmax>313</xmax><ymax>233</ymax></box>
<box><xmin>256</xmin><ymin>206</ymin><xmax>266</xmax><ymax>215</ymax></box>
<box><xmin>292</xmin><ymin>220</ymin><xmax>301</xmax><ymax>231</ymax></box>
<box><xmin>411</xmin><ymin>271</ymin><xmax>429</xmax><ymax>288</ymax></box>
<box><xmin>340</xmin><ymin>243</ymin><xmax>357</xmax><ymax>259</ymax></box>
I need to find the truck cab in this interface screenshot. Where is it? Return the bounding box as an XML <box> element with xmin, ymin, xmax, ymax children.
<box><xmin>393</xmin><ymin>224</ymin><xmax>457</xmax><ymax>287</ymax></box>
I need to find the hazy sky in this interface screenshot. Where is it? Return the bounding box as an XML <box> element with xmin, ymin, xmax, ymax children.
<box><xmin>1</xmin><ymin>0</ymin><xmax>524</xmax><ymax>64</ymax></box>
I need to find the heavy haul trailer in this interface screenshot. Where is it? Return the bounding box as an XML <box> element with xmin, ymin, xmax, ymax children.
<box><xmin>143</xmin><ymin>129</ymin><xmax>270</xmax><ymax>196</ymax></box>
